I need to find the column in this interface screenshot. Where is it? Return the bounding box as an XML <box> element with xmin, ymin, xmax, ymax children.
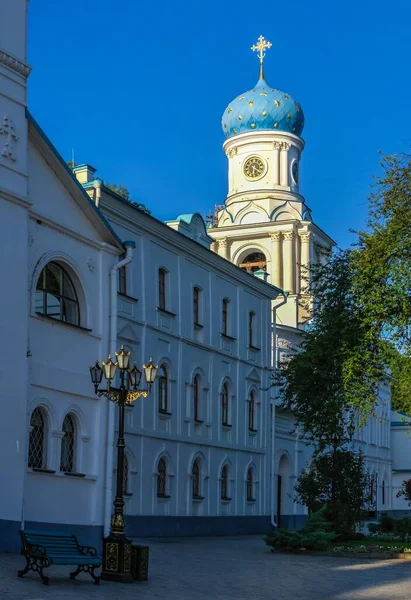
<box><xmin>217</xmin><ymin>238</ymin><xmax>229</xmax><ymax>260</ymax></box>
<box><xmin>272</xmin><ymin>142</ymin><xmax>281</xmax><ymax>185</ymax></box>
<box><xmin>282</xmin><ymin>230</ymin><xmax>295</xmax><ymax>293</ymax></box>
<box><xmin>280</xmin><ymin>142</ymin><xmax>291</xmax><ymax>187</ymax></box>
<box><xmin>270</xmin><ymin>231</ymin><xmax>282</xmax><ymax>288</ymax></box>
<box><xmin>299</xmin><ymin>231</ymin><xmax>311</xmax><ymax>294</ymax></box>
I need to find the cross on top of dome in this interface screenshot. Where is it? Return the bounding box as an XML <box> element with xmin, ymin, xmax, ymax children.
<box><xmin>251</xmin><ymin>35</ymin><xmax>272</xmax><ymax>80</ymax></box>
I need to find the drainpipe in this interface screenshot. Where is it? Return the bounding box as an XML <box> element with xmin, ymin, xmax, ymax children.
<box><xmin>103</xmin><ymin>241</ymin><xmax>135</xmax><ymax>537</ymax></box>
<box><xmin>270</xmin><ymin>292</ymin><xmax>288</xmax><ymax>528</ymax></box>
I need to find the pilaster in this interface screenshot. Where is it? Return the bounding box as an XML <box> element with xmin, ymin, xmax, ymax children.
<box><xmin>270</xmin><ymin>231</ymin><xmax>282</xmax><ymax>288</ymax></box>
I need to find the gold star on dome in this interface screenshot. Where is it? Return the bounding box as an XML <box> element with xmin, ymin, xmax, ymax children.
<box><xmin>251</xmin><ymin>35</ymin><xmax>272</xmax><ymax>80</ymax></box>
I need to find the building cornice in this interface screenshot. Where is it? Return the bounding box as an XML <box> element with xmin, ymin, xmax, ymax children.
<box><xmin>0</xmin><ymin>49</ymin><xmax>32</xmax><ymax>78</ymax></box>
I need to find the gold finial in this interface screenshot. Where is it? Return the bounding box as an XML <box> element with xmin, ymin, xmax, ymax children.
<box><xmin>251</xmin><ymin>35</ymin><xmax>272</xmax><ymax>80</ymax></box>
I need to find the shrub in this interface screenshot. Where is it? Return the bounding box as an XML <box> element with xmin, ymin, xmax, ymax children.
<box><xmin>264</xmin><ymin>508</ymin><xmax>336</xmax><ymax>551</ymax></box>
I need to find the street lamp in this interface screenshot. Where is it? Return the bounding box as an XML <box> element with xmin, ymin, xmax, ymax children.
<box><xmin>90</xmin><ymin>347</ymin><xmax>158</xmax><ymax>583</ymax></box>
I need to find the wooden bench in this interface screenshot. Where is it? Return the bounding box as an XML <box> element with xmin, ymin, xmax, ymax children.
<box><xmin>18</xmin><ymin>529</ymin><xmax>102</xmax><ymax>585</ymax></box>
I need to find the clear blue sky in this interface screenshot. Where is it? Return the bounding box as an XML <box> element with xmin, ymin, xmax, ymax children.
<box><xmin>28</xmin><ymin>0</ymin><xmax>411</xmax><ymax>248</ymax></box>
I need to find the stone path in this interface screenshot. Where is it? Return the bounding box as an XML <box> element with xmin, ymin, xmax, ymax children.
<box><xmin>1</xmin><ymin>535</ymin><xmax>411</xmax><ymax>599</ymax></box>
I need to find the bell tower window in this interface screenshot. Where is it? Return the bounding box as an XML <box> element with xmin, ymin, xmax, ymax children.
<box><xmin>239</xmin><ymin>252</ymin><xmax>267</xmax><ymax>273</ymax></box>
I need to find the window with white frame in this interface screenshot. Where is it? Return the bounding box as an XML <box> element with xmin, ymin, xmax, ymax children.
<box><xmin>221</xmin><ymin>464</ymin><xmax>230</xmax><ymax>500</ymax></box>
<box><xmin>157</xmin><ymin>457</ymin><xmax>168</xmax><ymax>497</ymax></box>
<box><xmin>222</xmin><ymin>298</ymin><xmax>229</xmax><ymax>336</ymax></box>
<box><xmin>158</xmin><ymin>365</ymin><xmax>169</xmax><ymax>413</ymax></box>
<box><xmin>192</xmin><ymin>459</ymin><xmax>201</xmax><ymax>499</ymax></box>
<box><xmin>248</xmin><ymin>391</ymin><xmax>256</xmax><ymax>432</ymax></box>
<box><xmin>60</xmin><ymin>413</ymin><xmax>76</xmax><ymax>473</ymax></box>
<box><xmin>221</xmin><ymin>382</ymin><xmax>230</xmax><ymax>426</ymax></box>
<box><xmin>248</xmin><ymin>311</ymin><xmax>255</xmax><ymax>347</ymax></box>
<box><xmin>28</xmin><ymin>407</ymin><xmax>47</xmax><ymax>469</ymax></box>
<box><xmin>158</xmin><ymin>268</ymin><xmax>167</xmax><ymax>310</ymax></box>
<box><xmin>193</xmin><ymin>375</ymin><xmax>201</xmax><ymax>422</ymax></box>
<box><xmin>35</xmin><ymin>262</ymin><xmax>80</xmax><ymax>326</ymax></box>
<box><xmin>193</xmin><ymin>286</ymin><xmax>201</xmax><ymax>325</ymax></box>
<box><xmin>246</xmin><ymin>467</ymin><xmax>255</xmax><ymax>501</ymax></box>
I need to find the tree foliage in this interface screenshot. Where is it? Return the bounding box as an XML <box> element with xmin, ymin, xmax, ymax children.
<box><xmin>104</xmin><ymin>182</ymin><xmax>151</xmax><ymax>215</ymax></box>
<box><xmin>295</xmin><ymin>449</ymin><xmax>371</xmax><ymax>537</ymax></box>
<box><xmin>354</xmin><ymin>153</ymin><xmax>411</xmax><ymax>413</ymax></box>
<box><xmin>278</xmin><ymin>248</ymin><xmax>385</xmax><ymax>449</ymax></box>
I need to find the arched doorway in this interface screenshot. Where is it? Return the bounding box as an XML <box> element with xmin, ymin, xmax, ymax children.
<box><xmin>239</xmin><ymin>251</ymin><xmax>267</xmax><ymax>273</ymax></box>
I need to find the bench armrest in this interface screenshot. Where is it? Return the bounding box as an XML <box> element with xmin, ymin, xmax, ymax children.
<box><xmin>79</xmin><ymin>545</ymin><xmax>98</xmax><ymax>557</ymax></box>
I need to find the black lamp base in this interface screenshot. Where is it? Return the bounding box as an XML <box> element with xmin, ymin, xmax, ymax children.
<box><xmin>101</xmin><ymin>535</ymin><xmax>135</xmax><ymax>583</ymax></box>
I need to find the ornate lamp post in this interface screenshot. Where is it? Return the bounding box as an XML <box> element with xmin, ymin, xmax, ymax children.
<box><xmin>90</xmin><ymin>346</ymin><xmax>158</xmax><ymax>583</ymax></box>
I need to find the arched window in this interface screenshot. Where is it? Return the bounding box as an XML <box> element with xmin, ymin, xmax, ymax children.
<box><xmin>158</xmin><ymin>268</ymin><xmax>166</xmax><ymax>310</ymax></box>
<box><xmin>158</xmin><ymin>365</ymin><xmax>168</xmax><ymax>413</ymax></box>
<box><xmin>221</xmin><ymin>465</ymin><xmax>230</xmax><ymax>500</ymax></box>
<box><xmin>123</xmin><ymin>454</ymin><xmax>129</xmax><ymax>494</ymax></box>
<box><xmin>248</xmin><ymin>311</ymin><xmax>255</xmax><ymax>347</ymax></box>
<box><xmin>192</xmin><ymin>459</ymin><xmax>201</xmax><ymax>498</ymax></box>
<box><xmin>28</xmin><ymin>407</ymin><xmax>47</xmax><ymax>469</ymax></box>
<box><xmin>193</xmin><ymin>287</ymin><xmax>201</xmax><ymax>325</ymax></box>
<box><xmin>35</xmin><ymin>262</ymin><xmax>80</xmax><ymax>326</ymax></box>
<box><xmin>60</xmin><ymin>414</ymin><xmax>76</xmax><ymax>473</ymax></box>
<box><xmin>222</xmin><ymin>298</ymin><xmax>229</xmax><ymax>336</ymax></box>
<box><xmin>193</xmin><ymin>375</ymin><xmax>200</xmax><ymax>422</ymax></box>
<box><xmin>248</xmin><ymin>391</ymin><xmax>256</xmax><ymax>432</ymax></box>
<box><xmin>239</xmin><ymin>252</ymin><xmax>267</xmax><ymax>273</ymax></box>
<box><xmin>221</xmin><ymin>383</ymin><xmax>230</xmax><ymax>426</ymax></box>
<box><xmin>157</xmin><ymin>457</ymin><xmax>167</xmax><ymax>497</ymax></box>
<box><xmin>246</xmin><ymin>467</ymin><xmax>255</xmax><ymax>501</ymax></box>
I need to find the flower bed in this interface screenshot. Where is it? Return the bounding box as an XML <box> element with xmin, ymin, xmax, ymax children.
<box><xmin>331</xmin><ymin>544</ymin><xmax>411</xmax><ymax>560</ymax></box>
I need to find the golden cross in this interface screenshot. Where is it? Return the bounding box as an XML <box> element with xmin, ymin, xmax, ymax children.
<box><xmin>251</xmin><ymin>35</ymin><xmax>272</xmax><ymax>80</ymax></box>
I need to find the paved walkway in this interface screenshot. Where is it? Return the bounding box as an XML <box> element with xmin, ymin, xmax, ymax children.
<box><xmin>2</xmin><ymin>536</ymin><xmax>411</xmax><ymax>600</ymax></box>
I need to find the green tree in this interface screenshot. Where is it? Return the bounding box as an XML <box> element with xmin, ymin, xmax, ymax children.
<box><xmin>295</xmin><ymin>449</ymin><xmax>371</xmax><ymax>537</ymax></box>
<box><xmin>105</xmin><ymin>182</ymin><xmax>150</xmax><ymax>215</ymax></box>
<box><xmin>354</xmin><ymin>153</ymin><xmax>411</xmax><ymax>413</ymax></box>
<box><xmin>278</xmin><ymin>248</ymin><xmax>385</xmax><ymax>448</ymax></box>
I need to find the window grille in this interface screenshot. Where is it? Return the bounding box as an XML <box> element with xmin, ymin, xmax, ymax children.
<box><xmin>157</xmin><ymin>457</ymin><xmax>167</xmax><ymax>497</ymax></box>
<box><xmin>221</xmin><ymin>465</ymin><xmax>229</xmax><ymax>500</ymax></box>
<box><xmin>158</xmin><ymin>366</ymin><xmax>168</xmax><ymax>413</ymax></box>
<box><xmin>192</xmin><ymin>459</ymin><xmax>201</xmax><ymax>498</ymax></box>
<box><xmin>28</xmin><ymin>408</ymin><xmax>46</xmax><ymax>469</ymax></box>
<box><xmin>35</xmin><ymin>262</ymin><xmax>80</xmax><ymax>326</ymax></box>
<box><xmin>60</xmin><ymin>414</ymin><xmax>76</xmax><ymax>473</ymax></box>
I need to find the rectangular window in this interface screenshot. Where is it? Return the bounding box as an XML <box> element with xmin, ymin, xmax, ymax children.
<box><xmin>118</xmin><ymin>265</ymin><xmax>127</xmax><ymax>295</ymax></box>
<box><xmin>159</xmin><ymin>269</ymin><xmax>166</xmax><ymax>310</ymax></box>
<box><xmin>248</xmin><ymin>311</ymin><xmax>255</xmax><ymax>347</ymax></box>
<box><xmin>222</xmin><ymin>298</ymin><xmax>229</xmax><ymax>336</ymax></box>
<box><xmin>193</xmin><ymin>287</ymin><xmax>200</xmax><ymax>325</ymax></box>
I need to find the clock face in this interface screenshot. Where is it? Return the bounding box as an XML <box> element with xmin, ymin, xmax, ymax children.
<box><xmin>243</xmin><ymin>156</ymin><xmax>265</xmax><ymax>179</ymax></box>
<box><xmin>291</xmin><ymin>160</ymin><xmax>299</xmax><ymax>185</ymax></box>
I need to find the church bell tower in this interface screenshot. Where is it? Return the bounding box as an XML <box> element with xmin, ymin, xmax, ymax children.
<box><xmin>208</xmin><ymin>36</ymin><xmax>334</xmax><ymax>330</ymax></box>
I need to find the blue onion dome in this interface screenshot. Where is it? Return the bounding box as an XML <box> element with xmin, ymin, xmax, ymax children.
<box><xmin>222</xmin><ymin>78</ymin><xmax>304</xmax><ymax>139</ymax></box>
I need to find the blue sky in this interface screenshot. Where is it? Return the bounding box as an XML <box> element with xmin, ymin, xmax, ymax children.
<box><xmin>28</xmin><ymin>0</ymin><xmax>411</xmax><ymax>248</ymax></box>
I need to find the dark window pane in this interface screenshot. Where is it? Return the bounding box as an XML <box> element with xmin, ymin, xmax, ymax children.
<box><xmin>45</xmin><ymin>263</ymin><xmax>61</xmax><ymax>295</ymax></box>
<box><xmin>35</xmin><ymin>290</ymin><xmax>45</xmax><ymax>314</ymax></box>
<box><xmin>157</xmin><ymin>458</ymin><xmax>167</xmax><ymax>497</ymax></box>
<box><xmin>62</xmin><ymin>298</ymin><xmax>80</xmax><ymax>325</ymax></box>
<box><xmin>28</xmin><ymin>408</ymin><xmax>46</xmax><ymax>469</ymax></box>
<box><xmin>60</xmin><ymin>414</ymin><xmax>76</xmax><ymax>473</ymax></box>
<box><xmin>46</xmin><ymin>293</ymin><xmax>61</xmax><ymax>319</ymax></box>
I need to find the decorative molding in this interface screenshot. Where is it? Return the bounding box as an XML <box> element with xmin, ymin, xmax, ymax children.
<box><xmin>273</xmin><ymin>141</ymin><xmax>282</xmax><ymax>151</ymax></box>
<box><xmin>270</xmin><ymin>232</ymin><xmax>281</xmax><ymax>242</ymax></box>
<box><xmin>281</xmin><ymin>142</ymin><xmax>291</xmax><ymax>151</ymax></box>
<box><xmin>0</xmin><ymin>49</ymin><xmax>32</xmax><ymax>78</ymax></box>
<box><xmin>225</xmin><ymin>147</ymin><xmax>238</xmax><ymax>158</ymax></box>
<box><xmin>0</xmin><ymin>115</ymin><xmax>18</xmax><ymax>161</ymax></box>
<box><xmin>299</xmin><ymin>232</ymin><xmax>311</xmax><ymax>243</ymax></box>
<box><xmin>283</xmin><ymin>231</ymin><xmax>294</xmax><ymax>241</ymax></box>
<box><xmin>86</xmin><ymin>258</ymin><xmax>95</xmax><ymax>272</ymax></box>
<box><xmin>218</xmin><ymin>238</ymin><xmax>227</xmax><ymax>248</ymax></box>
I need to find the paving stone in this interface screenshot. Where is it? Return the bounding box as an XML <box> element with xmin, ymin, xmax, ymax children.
<box><xmin>1</xmin><ymin>536</ymin><xmax>411</xmax><ymax>600</ymax></box>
